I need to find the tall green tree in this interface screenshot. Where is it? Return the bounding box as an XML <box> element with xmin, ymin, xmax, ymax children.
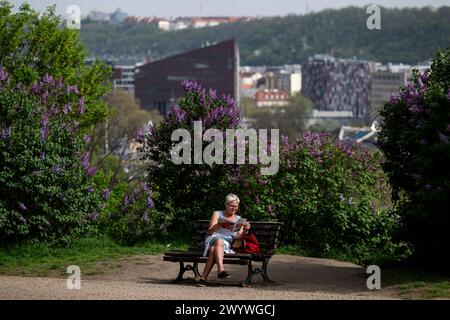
<box><xmin>91</xmin><ymin>88</ymin><xmax>161</xmax><ymax>187</ymax></box>
<box><xmin>0</xmin><ymin>1</ymin><xmax>112</xmax><ymax>128</ymax></box>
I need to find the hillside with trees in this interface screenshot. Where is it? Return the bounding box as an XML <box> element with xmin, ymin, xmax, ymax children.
<box><xmin>80</xmin><ymin>6</ymin><xmax>450</xmax><ymax>65</ymax></box>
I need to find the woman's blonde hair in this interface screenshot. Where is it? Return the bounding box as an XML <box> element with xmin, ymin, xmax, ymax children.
<box><xmin>225</xmin><ymin>194</ymin><xmax>240</xmax><ymax>205</ymax></box>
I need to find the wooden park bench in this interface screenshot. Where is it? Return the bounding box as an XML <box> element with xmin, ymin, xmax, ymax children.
<box><xmin>163</xmin><ymin>220</ymin><xmax>283</xmax><ymax>286</ymax></box>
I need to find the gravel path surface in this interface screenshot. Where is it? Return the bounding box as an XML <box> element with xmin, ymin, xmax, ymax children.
<box><xmin>0</xmin><ymin>254</ymin><xmax>398</xmax><ymax>300</ymax></box>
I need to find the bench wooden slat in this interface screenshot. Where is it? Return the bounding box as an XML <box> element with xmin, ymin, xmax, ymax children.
<box><xmin>163</xmin><ymin>256</ymin><xmax>251</xmax><ymax>265</ymax></box>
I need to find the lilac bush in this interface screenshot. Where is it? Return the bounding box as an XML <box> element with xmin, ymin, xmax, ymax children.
<box><xmin>139</xmin><ymin>81</ymin><xmax>243</xmax><ymax>231</ymax></box>
<box><xmin>0</xmin><ymin>67</ymin><xmax>103</xmax><ymax>244</ymax></box>
<box><xmin>378</xmin><ymin>49</ymin><xmax>450</xmax><ymax>264</ymax></box>
<box><xmin>99</xmin><ymin>181</ymin><xmax>162</xmax><ymax>245</ymax></box>
<box><xmin>229</xmin><ymin>132</ymin><xmax>405</xmax><ymax>262</ymax></box>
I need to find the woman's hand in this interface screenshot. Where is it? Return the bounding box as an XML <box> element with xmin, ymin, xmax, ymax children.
<box><xmin>243</xmin><ymin>222</ymin><xmax>251</xmax><ymax>231</ymax></box>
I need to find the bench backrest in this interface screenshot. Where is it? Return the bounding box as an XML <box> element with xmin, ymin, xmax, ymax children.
<box><xmin>191</xmin><ymin>220</ymin><xmax>283</xmax><ymax>254</ymax></box>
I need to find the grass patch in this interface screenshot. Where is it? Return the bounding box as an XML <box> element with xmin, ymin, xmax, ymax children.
<box><xmin>0</xmin><ymin>235</ymin><xmax>188</xmax><ymax>277</ymax></box>
<box><xmin>382</xmin><ymin>267</ymin><xmax>450</xmax><ymax>299</ymax></box>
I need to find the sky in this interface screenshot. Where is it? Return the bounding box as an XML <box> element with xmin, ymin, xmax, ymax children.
<box><xmin>10</xmin><ymin>0</ymin><xmax>450</xmax><ymax>18</ymax></box>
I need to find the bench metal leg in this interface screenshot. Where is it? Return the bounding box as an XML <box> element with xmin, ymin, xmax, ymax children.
<box><xmin>174</xmin><ymin>261</ymin><xmax>201</xmax><ymax>282</ymax></box>
<box><xmin>241</xmin><ymin>258</ymin><xmax>274</xmax><ymax>287</ymax></box>
<box><xmin>261</xmin><ymin>257</ymin><xmax>274</xmax><ymax>283</ymax></box>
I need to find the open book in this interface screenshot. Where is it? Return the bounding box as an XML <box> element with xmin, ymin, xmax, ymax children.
<box><xmin>231</xmin><ymin>218</ymin><xmax>247</xmax><ymax>232</ymax></box>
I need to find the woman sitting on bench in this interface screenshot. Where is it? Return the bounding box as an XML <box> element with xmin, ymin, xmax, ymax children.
<box><xmin>197</xmin><ymin>194</ymin><xmax>250</xmax><ymax>287</ymax></box>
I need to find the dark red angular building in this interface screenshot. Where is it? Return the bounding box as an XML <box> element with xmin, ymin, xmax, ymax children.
<box><xmin>134</xmin><ymin>39</ymin><xmax>239</xmax><ymax>115</ymax></box>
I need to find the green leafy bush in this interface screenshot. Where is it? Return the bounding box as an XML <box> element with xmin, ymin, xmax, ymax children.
<box><xmin>0</xmin><ymin>69</ymin><xmax>103</xmax><ymax>244</ymax></box>
<box><xmin>139</xmin><ymin>81</ymin><xmax>242</xmax><ymax>232</ymax></box>
<box><xmin>378</xmin><ymin>49</ymin><xmax>450</xmax><ymax>264</ymax></box>
<box><xmin>98</xmin><ymin>182</ymin><xmax>163</xmax><ymax>245</ymax></box>
<box><xmin>230</xmin><ymin>132</ymin><xmax>407</xmax><ymax>263</ymax></box>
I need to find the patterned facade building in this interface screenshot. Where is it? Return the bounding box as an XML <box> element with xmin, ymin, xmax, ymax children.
<box><xmin>134</xmin><ymin>39</ymin><xmax>239</xmax><ymax>115</ymax></box>
<box><xmin>302</xmin><ymin>55</ymin><xmax>374</xmax><ymax>119</ymax></box>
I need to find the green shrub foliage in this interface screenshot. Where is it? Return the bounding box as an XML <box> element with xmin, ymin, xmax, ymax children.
<box><xmin>0</xmin><ymin>69</ymin><xmax>103</xmax><ymax>244</ymax></box>
<box><xmin>378</xmin><ymin>49</ymin><xmax>450</xmax><ymax>264</ymax></box>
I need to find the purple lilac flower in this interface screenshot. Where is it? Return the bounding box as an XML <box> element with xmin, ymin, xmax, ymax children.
<box><xmin>170</xmin><ymin>106</ymin><xmax>188</xmax><ymax>123</ymax></box>
<box><xmin>0</xmin><ymin>67</ymin><xmax>9</xmax><ymax>81</ymax></box>
<box><xmin>419</xmin><ymin>70</ymin><xmax>429</xmax><ymax>84</ymax></box>
<box><xmin>86</xmin><ymin>186</ymin><xmax>94</xmax><ymax>193</ymax></box>
<box><xmin>78</xmin><ymin>97</ymin><xmax>85</xmax><ymax>114</ymax></box>
<box><xmin>124</xmin><ymin>195</ymin><xmax>129</xmax><ymax>206</ymax></box>
<box><xmin>347</xmin><ymin>197</ymin><xmax>353</xmax><ymax>205</ymax></box>
<box><xmin>339</xmin><ymin>194</ymin><xmax>345</xmax><ymax>202</ymax></box>
<box><xmin>18</xmin><ymin>216</ymin><xmax>27</xmax><ymax>224</ymax></box>
<box><xmin>194</xmin><ymin>170</ymin><xmax>200</xmax><ymax>177</ymax></box>
<box><xmin>1</xmin><ymin>126</ymin><xmax>12</xmax><ymax>140</ymax></box>
<box><xmin>142</xmin><ymin>211</ymin><xmax>149</xmax><ymax>222</ymax></box>
<box><xmin>102</xmin><ymin>188</ymin><xmax>111</xmax><ymax>200</ymax></box>
<box><xmin>81</xmin><ymin>152</ymin><xmax>90</xmax><ymax>170</ymax></box>
<box><xmin>181</xmin><ymin>80</ymin><xmax>201</xmax><ymax>93</ymax></box>
<box><xmin>141</xmin><ymin>182</ymin><xmax>152</xmax><ymax>194</ymax></box>
<box><xmin>52</xmin><ymin>165</ymin><xmax>62</xmax><ymax>174</ymax></box>
<box><xmin>222</xmin><ymin>94</ymin><xmax>235</xmax><ymax>108</ymax></box>
<box><xmin>83</xmin><ymin>134</ymin><xmax>91</xmax><ymax>144</ymax></box>
<box><xmin>390</xmin><ymin>93</ymin><xmax>398</xmax><ymax>105</ymax></box>
<box><xmin>63</xmin><ymin>103</ymin><xmax>72</xmax><ymax>115</ymax></box>
<box><xmin>66</xmin><ymin>85</ymin><xmax>79</xmax><ymax>94</ymax></box>
<box><xmin>281</xmin><ymin>135</ymin><xmax>289</xmax><ymax>146</ymax></box>
<box><xmin>87</xmin><ymin>212</ymin><xmax>98</xmax><ymax>221</ymax></box>
<box><xmin>408</xmin><ymin>104</ymin><xmax>423</xmax><ymax>114</ymax></box>
<box><xmin>30</xmin><ymin>82</ymin><xmax>39</xmax><ymax>93</ymax></box>
<box><xmin>135</xmin><ymin>128</ymin><xmax>144</xmax><ymax>143</ymax></box>
<box><xmin>18</xmin><ymin>202</ymin><xmax>27</xmax><ymax>211</ymax></box>
<box><xmin>37</xmin><ymin>224</ymin><xmax>44</xmax><ymax>231</ymax></box>
<box><xmin>147</xmin><ymin>197</ymin><xmax>154</xmax><ymax>209</ymax></box>
<box><xmin>40</xmin><ymin>152</ymin><xmax>46</xmax><ymax>160</ymax></box>
<box><xmin>41</xmin><ymin>74</ymin><xmax>55</xmax><ymax>86</ymax></box>
<box><xmin>41</xmin><ymin>112</ymin><xmax>50</xmax><ymax>128</ymax></box>
<box><xmin>199</xmin><ymin>91</ymin><xmax>208</xmax><ymax>107</ymax></box>
<box><xmin>40</xmin><ymin>126</ymin><xmax>49</xmax><ymax>141</ymax></box>
<box><xmin>86</xmin><ymin>166</ymin><xmax>97</xmax><ymax>177</ymax></box>
<box><xmin>40</xmin><ymin>90</ymin><xmax>49</xmax><ymax>103</ymax></box>
<box><xmin>209</xmin><ymin>88</ymin><xmax>217</xmax><ymax>100</ymax></box>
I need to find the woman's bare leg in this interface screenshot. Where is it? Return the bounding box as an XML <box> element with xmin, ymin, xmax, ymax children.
<box><xmin>214</xmin><ymin>238</ymin><xmax>225</xmax><ymax>273</ymax></box>
<box><xmin>201</xmin><ymin>246</ymin><xmax>215</xmax><ymax>280</ymax></box>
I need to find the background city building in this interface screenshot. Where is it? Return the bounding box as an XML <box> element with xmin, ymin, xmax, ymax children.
<box><xmin>302</xmin><ymin>55</ymin><xmax>374</xmax><ymax>120</ymax></box>
<box><xmin>134</xmin><ymin>39</ymin><xmax>239</xmax><ymax>115</ymax></box>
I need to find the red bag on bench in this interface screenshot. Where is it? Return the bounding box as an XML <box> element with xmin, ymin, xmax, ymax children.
<box><xmin>233</xmin><ymin>233</ymin><xmax>260</xmax><ymax>254</ymax></box>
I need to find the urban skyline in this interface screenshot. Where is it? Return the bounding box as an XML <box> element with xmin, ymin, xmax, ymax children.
<box><xmin>11</xmin><ymin>0</ymin><xmax>450</xmax><ymax>18</ymax></box>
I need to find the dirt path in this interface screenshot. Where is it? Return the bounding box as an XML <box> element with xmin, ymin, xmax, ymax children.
<box><xmin>0</xmin><ymin>254</ymin><xmax>399</xmax><ymax>299</ymax></box>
